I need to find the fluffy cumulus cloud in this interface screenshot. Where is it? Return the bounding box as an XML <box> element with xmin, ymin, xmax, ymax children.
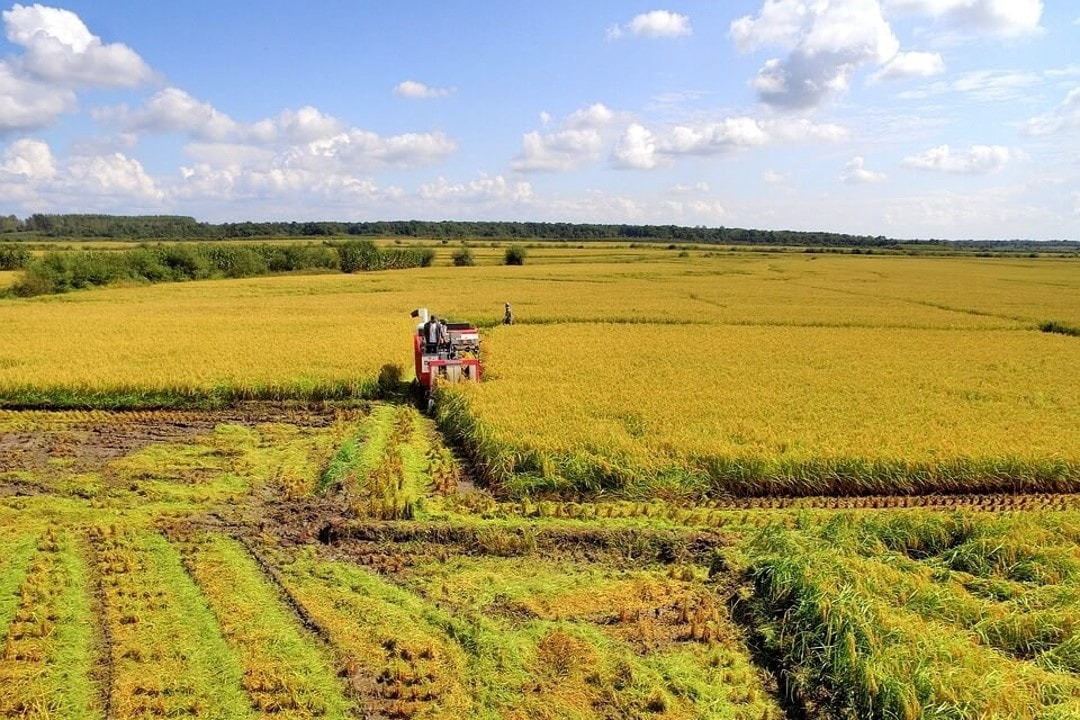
<box><xmin>96</xmin><ymin>88</ymin><xmax>238</xmax><ymax>141</ymax></box>
<box><xmin>607</xmin><ymin>10</ymin><xmax>691</xmax><ymax>40</ymax></box>
<box><xmin>839</xmin><ymin>155</ymin><xmax>887</xmax><ymax>183</ymax></box>
<box><xmin>612</xmin><ymin>116</ymin><xmax>845</xmax><ymax>169</ymax></box>
<box><xmin>3</xmin><ymin>4</ymin><xmax>154</xmax><ymax>86</ymax></box>
<box><xmin>0</xmin><ymin>4</ymin><xmax>154</xmax><ymax>132</ymax></box>
<box><xmin>901</xmin><ymin>144</ymin><xmax>1012</xmax><ymax>174</ymax></box>
<box><xmin>1</xmin><ymin>136</ymin><xmax>54</xmax><ymax>179</ymax></box>
<box><xmin>393</xmin><ymin>80</ymin><xmax>454</xmax><ymax>99</ymax></box>
<box><xmin>611</xmin><ymin>124</ymin><xmax>659</xmax><ymax>169</ymax></box>
<box><xmin>1022</xmin><ymin>87</ymin><xmax>1080</xmax><ymax>136</ymax></box>
<box><xmin>0</xmin><ymin>61</ymin><xmax>74</xmax><ymax>131</ymax></box>
<box><xmin>96</xmin><ymin>89</ymin><xmax>457</xmax><ymax>173</ymax></box>
<box><xmin>512</xmin><ymin>103</ymin><xmax>623</xmax><ymax>172</ymax></box>
<box><xmin>884</xmin><ymin>0</ymin><xmax>1043</xmax><ymax>38</ymax></box>
<box><xmin>0</xmin><ymin>137</ymin><xmax>163</xmax><ymax>209</ymax></box>
<box><xmin>733</xmin><ymin>0</ymin><xmax>900</xmax><ymax>110</ymax></box>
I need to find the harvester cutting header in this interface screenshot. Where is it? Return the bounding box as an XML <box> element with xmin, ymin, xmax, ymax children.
<box><xmin>410</xmin><ymin>308</ymin><xmax>483</xmax><ymax>392</ymax></box>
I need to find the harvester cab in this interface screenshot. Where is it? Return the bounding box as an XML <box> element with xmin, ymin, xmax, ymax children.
<box><xmin>411</xmin><ymin>308</ymin><xmax>483</xmax><ymax>396</ymax></box>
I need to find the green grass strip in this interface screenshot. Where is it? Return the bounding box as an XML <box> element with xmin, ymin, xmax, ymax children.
<box><xmin>182</xmin><ymin>534</ymin><xmax>351</xmax><ymax>719</ymax></box>
<box><xmin>0</xmin><ymin>534</ymin><xmax>36</xmax><ymax>641</ymax></box>
<box><xmin>108</xmin><ymin>532</ymin><xmax>255</xmax><ymax>719</ymax></box>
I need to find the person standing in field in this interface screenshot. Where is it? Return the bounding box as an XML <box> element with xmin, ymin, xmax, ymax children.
<box><xmin>424</xmin><ymin>316</ymin><xmax>440</xmax><ymax>353</ymax></box>
<box><xmin>437</xmin><ymin>317</ymin><xmax>450</xmax><ymax>351</ymax></box>
<box><xmin>503</xmin><ymin>302</ymin><xmax>514</xmax><ymax>325</ymax></box>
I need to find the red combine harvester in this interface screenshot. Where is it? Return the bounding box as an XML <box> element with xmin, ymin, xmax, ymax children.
<box><xmin>411</xmin><ymin>308</ymin><xmax>483</xmax><ymax>396</ymax></box>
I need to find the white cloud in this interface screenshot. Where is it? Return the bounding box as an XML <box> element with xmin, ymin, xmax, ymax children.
<box><xmin>898</xmin><ymin>70</ymin><xmax>1042</xmax><ymax>102</ymax></box>
<box><xmin>901</xmin><ymin>144</ymin><xmax>1012</xmax><ymax>174</ymax></box>
<box><xmin>97</xmin><ymin>90</ymin><xmax>456</xmax><ymax>172</ymax></box>
<box><xmin>301</xmin><ymin>129</ymin><xmax>457</xmax><ymax>170</ymax></box>
<box><xmin>61</xmin><ymin>151</ymin><xmax>162</xmax><ymax>201</ymax></box>
<box><xmin>3</xmin><ymin>4</ymin><xmax>154</xmax><ymax>87</ymax></box>
<box><xmin>840</xmin><ymin>155</ymin><xmax>886</xmax><ymax>183</ymax></box>
<box><xmin>884</xmin><ymin>0</ymin><xmax>1043</xmax><ymax>38</ymax></box>
<box><xmin>872</xmin><ymin>51</ymin><xmax>945</xmax><ymax>81</ymax></box>
<box><xmin>1</xmin><ymin>137</ymin><xmax>55</xmax><ymax>180</ymax></box>
<box><xmin>762</xmin><ymin>169</ymin><xmax>789</xmax><ymax>184</ymax></box>
<box><xmin>661</xmin><ymin>118</ymin><xmax>770</xmax><ymax>154</ymax></box>
<box><xmin>608</xmin><ymin>10</ymin><xmax>691</xmax><ymax>39</ymax></box>
<box><xmin>1022</xmin><ymin>87</ymin><xmax>1080</xmax><ymax>136</ymax></box>
<box><xmin>418</xmin><ymin>173</ymin><xmax>533</xmax><ymax>203</ymax></box>
<box><xmin>0</xmin><ymin>138</ymin><xmax>163</xmax><ymax>209</ymax></box>
<box><xmin>268</xmin><ymin>106</ymin><xmax>343</xmax><ymax>144</ymax></box>
<box><xmin>98</xmin><ymin>87</ymin><xmax>238</xmax><ymax>140</ymax></box>
<box><xmin>615</xmin><ymin>117</ymin><xmax>845</xmax><ymax>170</ymax></box>
<box><xmin>565</xmin><ymin>103</ymin><xmax>617</xmax><ymax>129</ymax></box>
<box><xmin>0</xmin><ymin>4</ymin><xmax>155</xmax><ymax>132</ymax></box>
<box><xmin>734</xmin><ymin>0</ymin><xmax>900</xmax><ymax>109</ymax></box>
<box><xmin>611</xmin><ymin>124</ymin><xmax>661</xmax><ymax>169</ymax></box>
<box><xmin>663</xmin><ymin>198</ymin><xmax>726</xmax><ymax>219</ymax></box>
<box><xmin>512</xmin><ymin>128</ymin><xmax>605</xmax><ymax>172</ymax></box>
<box><xmin>671</xmin><ymin>181</ymin><xmax>711</xmax><ymax>193</ymax></box>
<box><xmin>612</xmin><ymin>116</ymin><xmax>845</xmax><ymax>170</ymax></box>
<box><xmin>393</xmin><ymin>80</ymin><xmax>454</xmax><ymax>99</ymax></box>
<box><xmin>539</xmin><ymin>110</ymin><xmax>551</xmax><ymax>126</ymax></box>
<box><xmin>512</xmin><ymin>103</ymin><xmax>622</xmax><ymax>172</ymax></box>
<box><xmin>0</xmin><ymin>61</ymin><xmax>74</xmax><ymax>131</ymax></box>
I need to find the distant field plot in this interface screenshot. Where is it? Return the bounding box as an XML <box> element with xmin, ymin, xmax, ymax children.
<box><xmin>0</xmin><ymin>271</ymin><xmax>17</xmax><ymax>289</ymax></box>
<box><xmin>1</xmin><ymin>252</ymin><xmax>1071</xmax><ymax>405</ymax></box>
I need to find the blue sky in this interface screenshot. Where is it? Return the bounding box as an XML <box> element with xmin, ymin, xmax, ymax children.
<box><xmin>0</xmin><ymin>1</ymin><xmax>1077</xmax><ymax>239</ymax></box>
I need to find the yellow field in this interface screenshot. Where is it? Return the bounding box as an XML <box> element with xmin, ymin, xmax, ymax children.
<box><xmin>0</xmin><ymin>271</ymin><xmax>17</xmax><ymax>289</ymax></box>
<box><xmin>448</xmin><ymin>323</ymin><xmax>1080</xmax><ymax>494</ymax></box>
<box><xmin>1</xmin><ymin>249</ymin><xmax>1078</xmax><ymax>493</ymax></box>
<box><xmin>0</xmin><ymin>251</ymin><xmax>1073</xmax><ymax>394</ymax></box>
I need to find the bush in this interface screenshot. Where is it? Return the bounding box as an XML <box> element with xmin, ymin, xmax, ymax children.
<box><xmin>338</xmin><ymin>240</ymin><xmax>434</xmax><ymax>272</ymax></box>
<box><xmin>0</xmin><ymin>243</ymin><xmax>31</xmax><ymax>270</ymax></box>
<box><xmin>452</xmin><ymin>247</ymin><xmax>475</xmax><ymax>266</ymax></box>
<box><xmin>504</xmin><ymin>244</ymin><xmax>527</xmax><ymax>266</ymax></box>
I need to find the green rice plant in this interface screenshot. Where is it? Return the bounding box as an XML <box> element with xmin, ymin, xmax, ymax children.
<box><xmin>0</xmin><ymin>529</ymin><xmax>97</xmax><ymax>719</ymax></box>
<box><xmin>178</xmin><ymin>533</ymin><xmax>352</xmax><ymax>719</ymax></box>
<box><xmin>0</xmin><ymin>534</ymin><xmax>37</xmax><ymax>641</ymax></box>
<box><xmin>89</xmin><ymin>527</ymin><xmax>254</xmax><ymax>719</ymax></box>
<box><xmin>275</xmin><ymin>550</ymin><xmax>473</xmax><ymax>719</ymax></box>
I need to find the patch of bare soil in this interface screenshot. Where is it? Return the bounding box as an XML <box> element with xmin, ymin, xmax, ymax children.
<box><xmin>0</xmin><ymin>404</ymin><xmax>364</xmax><ymax>484</ymax></box>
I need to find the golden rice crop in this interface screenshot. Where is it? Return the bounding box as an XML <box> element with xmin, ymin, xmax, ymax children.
<box><xmin>442</xmin><ymin>322</ymin><xmax>1080</xmax><ymax>496</ymax></box>
<box><xmin>2</xmin><ymin>252</ymin><xmax>1069</xmax><ymax>404</ymax></box>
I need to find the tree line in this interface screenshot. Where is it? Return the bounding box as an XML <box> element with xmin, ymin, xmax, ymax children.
<box><xmin>0</xmin><ymin>213</ymin><xmax>1075</xmax><ymax>251</ymax></box>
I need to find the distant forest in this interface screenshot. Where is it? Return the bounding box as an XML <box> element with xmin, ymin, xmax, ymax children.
<box><xmin>1</xmin><ymin>213</ymin><xmax>1076</xmax><ymax>252</ymax></box>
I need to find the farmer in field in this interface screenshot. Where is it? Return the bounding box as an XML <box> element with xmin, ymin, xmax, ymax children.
<box><xmin>503</xmin><ymin>302</ymin><xmax>514</xmax><ymax>325</ymax></box>
<box><xmin>424</xmin><ymin>316</ymin><xmax>440</xmax><ymax>353</ymax></box>
<box><xmin>437</xmin><ymin>317</ymin><xmax>450</xmax><ymax>352</ymax></box>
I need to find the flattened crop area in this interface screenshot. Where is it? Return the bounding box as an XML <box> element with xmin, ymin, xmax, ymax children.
<box><xmin>0</xmin><ymin>406</ymin><xmax>798</xmax><ymax>719</ymax></box>
<box><xmin>2</xmin><ymin>405</ymin><xmax>1080</xmax><ymax>719</ymax></box>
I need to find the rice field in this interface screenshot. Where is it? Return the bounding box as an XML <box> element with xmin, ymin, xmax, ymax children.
<box><xmin>440</xmin><ymin>322</ymin><xmax>1080</xmax><ymax>497</ymax></box>
<box><xmin>1</xmin><ymin>244</ymin><xmax>1079</xmax><ymax>719</ymax></box>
